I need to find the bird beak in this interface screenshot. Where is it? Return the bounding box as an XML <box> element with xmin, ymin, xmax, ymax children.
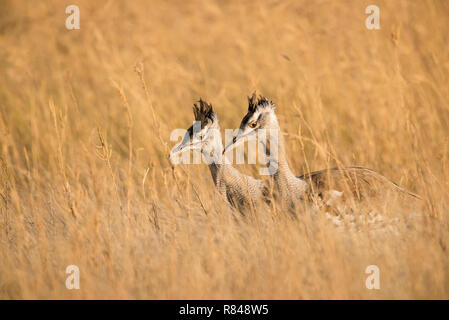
<box><xmin>222</xmin><ymin>130</ymin><xmax>255</xmax><ymax>154</ymax></box>
<box><xmin>170</xmin><ymin>137</ymin><xmax>201</xmax><ymax>161</ymax></box>
<box><xmin>170</xmin><ymin>142</ymin><xmax>185</xmax><ymax>158</ymax></box>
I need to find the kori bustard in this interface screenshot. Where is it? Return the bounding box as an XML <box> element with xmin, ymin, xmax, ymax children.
<box><xmin>170</xmin><ymin>99</ymin><xmax>269</xmax><ymax>212</ymax></box>
<box><xmin>224</xmin><ymin>93</ymin><xmax>422</xmax><ymax>214</ymax></box>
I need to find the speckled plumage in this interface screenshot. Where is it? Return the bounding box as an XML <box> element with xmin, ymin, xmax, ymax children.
<box><xmin>232</xmin><ymin>94</ymin><xmax>423</xmax><ymax>216</ymax></box>
<box><xmin>171</xmin><ymin>100</ymin><xmax>269</xmax><ymax>213</ymax></box>
<box><xmin>208</xmin><ymin>161</ymin><xmax>269</xmax><ymax>213</ymax></box>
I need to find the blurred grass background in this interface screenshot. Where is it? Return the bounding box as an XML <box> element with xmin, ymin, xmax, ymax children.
<box><xmin>0</xmin><ymin>0</ymin><xmax>448</xmax><ymax>298</ymax></box>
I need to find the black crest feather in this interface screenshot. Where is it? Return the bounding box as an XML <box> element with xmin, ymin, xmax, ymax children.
<box><xmin>248</xmin><ymin>91</ymin><xmax>258</xmax><ymax>112</ymax></box>
<box><xmin>193</xmin><ymin>98</ymin><xmax>215</xmax><ymax>125</ymax></box>
<box><xmin>247</xmin><ymin>92</ymin><xmax>275</xmax><ymax>113</ymax></box>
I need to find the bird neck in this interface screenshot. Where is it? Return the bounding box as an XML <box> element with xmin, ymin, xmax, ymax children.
<box><xmin>271</xmin><ymin>129</ymin><xmax>294</xmax><ymax>179</ymax></box>
<box><xmin>263</xmin><ymin>115</ymin><xmax>307</xmax><ymax>195</ymax></box>
<box><xmin>263</xmin><ymin>115</ymin><xmax>293</xmax><ymax>178</ymax></box>
<box><xmin>201</xmin><ymin>133</ymin><xmax>235</xmax><ymax>186</ymax></box>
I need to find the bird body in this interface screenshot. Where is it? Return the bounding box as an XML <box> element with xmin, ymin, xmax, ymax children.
<box><xmin>210</xmin><ymin>161</ymin><xmax>267</xmax><ymax>212</ymax></box>
<box><xmin>224</xmin><ymin>93</ymin><xmax>423</xmax><ymax>217</ymax></box>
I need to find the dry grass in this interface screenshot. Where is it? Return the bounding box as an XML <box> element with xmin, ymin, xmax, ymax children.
<box><xmin>0</xmin><ymin>0</ymin><xmax>448</xmax><ymax>299</ymax></box>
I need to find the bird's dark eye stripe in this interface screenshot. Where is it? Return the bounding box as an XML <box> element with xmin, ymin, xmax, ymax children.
<box><xmin>187</xmin><ymin>126</ymin><xmax>194</xmax><ymax>138</ymax></box>
<box><xmin>241</xmin><ymin>114</ymin><xmax>251</xmax><ymax>127</ymax></box>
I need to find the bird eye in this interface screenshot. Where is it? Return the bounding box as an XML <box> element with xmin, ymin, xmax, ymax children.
<box><xmin>249</xmin><ymin>122</ymin><xmax>257</xmax><ymax>128</ymax></box>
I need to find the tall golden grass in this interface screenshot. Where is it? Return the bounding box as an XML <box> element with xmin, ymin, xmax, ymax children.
<box><xmin>0</xmin><ymin>0</ymin><xmax>448</xmax><ymax>299</ymax></box>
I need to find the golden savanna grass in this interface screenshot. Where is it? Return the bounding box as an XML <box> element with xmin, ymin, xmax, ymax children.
<box><xmin>0</xmin><ymin>0</ymin><xmax>448</xmax><ymax>299</ymax></box>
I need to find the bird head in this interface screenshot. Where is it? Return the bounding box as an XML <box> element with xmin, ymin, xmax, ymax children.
<box><xmin>170</xmin><ymin>99</ymin><xmax>220</xmax><ymax>159</ymax></box>
<box><xmin>223</xmin><ymin>92</ymin><xmax>277</xmax><ymax>154</ymax></box>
